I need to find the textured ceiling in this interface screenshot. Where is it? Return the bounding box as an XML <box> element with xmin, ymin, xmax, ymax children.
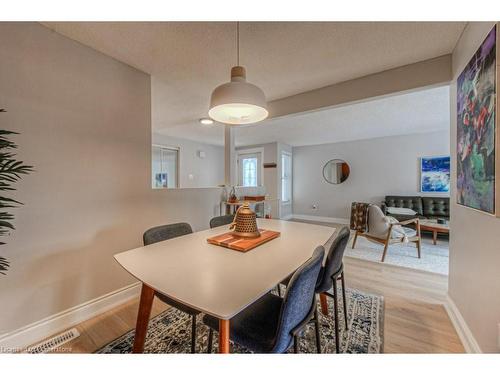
<box><xmin>42</xmin><ymin>22</ymin><xmax>464</xmax><ymax>134</ymax></box>
<box><xmin>234</xmin><ymin>85</ymin><xmax>450</xmax><ymax>147</ymax></box>
<box><xmin>159</xmin><ymin>85</ymin><xmax>450</xmax><ymax>147</ymax></box>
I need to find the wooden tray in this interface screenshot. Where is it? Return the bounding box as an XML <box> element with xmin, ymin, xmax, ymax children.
<box><xmin>207</xmin><ymin>229</ymin><xmax>280</xmax><ymax>252</ymax></box>
<box><xmin>243</xmin><ymin>195</ymin><xmax>266</xmax><ymax>201</ymax></box>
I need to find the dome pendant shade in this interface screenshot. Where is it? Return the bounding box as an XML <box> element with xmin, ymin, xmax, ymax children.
<box><xmin>209</xmin><ymin>66</ymin><xmax>268</xmax><ymax>125</ymax></box>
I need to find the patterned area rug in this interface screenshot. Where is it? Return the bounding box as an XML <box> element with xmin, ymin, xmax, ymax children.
<box><xmin>97</xmin><ymin>287</ymin><xmax>384</xmax><ymax>354</ymax></box>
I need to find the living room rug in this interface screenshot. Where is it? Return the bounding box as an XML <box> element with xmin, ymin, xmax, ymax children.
<box><xmin>291</xmin><ymin>219</ymin><xmax>449</xmax><ymax>275</ymax></box>
<box><xmin>346</xmin><ymin>235</ymin><xmax>449</xmax><ymax>275</ymax></box>
<box><xmin>96</xmin><ymin>287</ymin><xmax>384</xmax><ymax>354</ymax></box>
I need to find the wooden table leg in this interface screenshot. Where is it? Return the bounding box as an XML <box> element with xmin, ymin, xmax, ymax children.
<box><xmin>319</xmin><ymin>293</ymin><xmax>329</xmax><ymax>316</ymax></box>
<box><xmin>218</xmin><ymin>319</ymin><xmax>230</xmax><ymax>354</ymax></box>
<box><xmin>433</xmin><ymin>230</ymin><xmax>437</xmax><ymax>245</ymax></box>
<box><xmin>132</xmin><ymin>283</ymin><xmax>155</xmax><ymax>353</ymax></box>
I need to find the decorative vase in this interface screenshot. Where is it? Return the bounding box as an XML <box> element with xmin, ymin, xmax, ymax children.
<box><xmin>228</xmin><ymin>186</ymin><xmax>238</xmax><ymax>203</ymax></box>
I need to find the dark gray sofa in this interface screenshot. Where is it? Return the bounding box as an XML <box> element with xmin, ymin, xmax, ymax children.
<box><xmin>381</xmin><ymin>195</ymin><xmax>450</xmax><ymax>222</ymax></box>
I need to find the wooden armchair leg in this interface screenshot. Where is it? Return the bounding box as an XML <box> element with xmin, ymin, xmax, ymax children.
<box><xmin>352</xmin><ymin>231</ymin><xmax>359</xmax><ymax>249</ymax></box>
<box><xmin>381</xmin><ymin>241</ymin><xmax>390</xmax><ymax>262</ymax></box>
<box><xmin>416</xmin><ymin>220</ymin><xmax>422</xmax><ymax>259</ymax></box>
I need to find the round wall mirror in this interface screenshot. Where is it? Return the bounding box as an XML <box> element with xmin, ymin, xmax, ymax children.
<box><xmin>323</xmin><ymin>159</ymin><xmax>350</xmax><ymax>184</ymax></box>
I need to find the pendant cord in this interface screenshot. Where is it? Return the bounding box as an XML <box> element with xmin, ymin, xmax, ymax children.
<box><xmin>236</xmin><ymin>21</ymin><xmax>240</xmax><ymax>66</ymax></box>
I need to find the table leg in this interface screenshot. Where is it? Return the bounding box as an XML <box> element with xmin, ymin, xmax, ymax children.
<box><xmin>319</xmin><ymin>293</ymin><xmax>329</xmax><ymax>316</ymax></box>
<box><xmin>132</xmin><ymin>283</ymin><xmax>155</xmax><ymax>353</ymax></box>
<box><xmin>433</xmin><ymin>230</ymin><xmax>437</xmax><ymax>245</ymax></box>
<box><xmin>218</xmin><ymin>319</ymin><xmax>230</xmax><ymax>354</ymax></box>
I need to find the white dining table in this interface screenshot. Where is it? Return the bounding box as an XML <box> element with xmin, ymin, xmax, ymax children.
<box><xmin>114</xmin><ymin>218</ymin><xmax>335</xmax><ymax>353</ymax></box>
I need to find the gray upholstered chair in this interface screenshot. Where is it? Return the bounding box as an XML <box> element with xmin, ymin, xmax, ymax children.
<box><xmin>209</xmin><ymin>214</ymin><xmax>235</xmax><ymax>229</ymax></box>
<box><xmin>314</xmin><ymin>226</ymin><xmax>351</xmax><ymax>353</ymax></box>
<box><xmin>352</xmin><ymin>205</ymin><xmax>421</xmax><ymax>262</ymax></box>
<box><xmin>279</xmin><ymin>226</ymin><xmax>351</xmax><ymax>353</ymax></box>
<box><xmin>203</xmin><ymin>246</ymin><xmax>325</xmax><ymax>353</ymax></box>
<box><xmin>142</xmin><ymin>222</ymin><xmax>200</xmax><ymax>353</ymax></box>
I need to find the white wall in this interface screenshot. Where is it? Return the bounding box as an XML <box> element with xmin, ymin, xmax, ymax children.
<box><xmin>153</xmin><ymin>133</ymin><xmax>224</xmax><ymax>188</ymax></box>
<box><xmin>0</xmin><ymin>23</ymin><xmax>221</xmax><ymax>336</ymax></box>
<box><xmin>277</xmin><ymin>142</ymin><xmax>293</xmax><ymax>218</ymax></box>
<box><xmin>293</xmin><ymin>130</ymin><xmax>450</xmax><ymax>220</ymax></box>
<box><xmin>449</xmin><ymin>21</ymin><xmax>500</xmax><ymax>353</ymax></box>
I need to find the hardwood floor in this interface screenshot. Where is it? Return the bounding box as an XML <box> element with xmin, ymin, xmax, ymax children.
<box><xmin>50</xmin><ymin>255</ymin><xmax>463</xmax><ymax>354</ymax></box>
<box><xmin>343</xmin><ymin>257</ymin><xmax>463</xmax><ymax>353</ymax></box>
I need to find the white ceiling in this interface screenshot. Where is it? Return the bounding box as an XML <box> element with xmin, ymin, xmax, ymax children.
<box><xmin>235</xmin><ymin>85</ymin><xmax>450</xmax><ymax>147</ymax></box>
<box><xmin>158</xmin><ymin>85</ymin><xmax>450</xmax><ymax>147</ymax></box>
<box><xmin>42</xmin><ymin>22</ymin><xmax>464</xmax><ymax>134</ymax></box>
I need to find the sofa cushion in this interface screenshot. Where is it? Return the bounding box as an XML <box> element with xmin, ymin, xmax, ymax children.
<box><xmin>386</xmin><ymin>207</ymin><xmax>417</xmax><ymax>216</ymax></box>
<box><xmin>387</xmin><ymin>214</ymin><xmax>427</xmax><ymax>222</ymax></box>
<box><xmin>385</xmin><ymin>196</ymin><xmax>424</xmax><ymax>216</ymax></box>
<box><xmin>422</xmin><ymin>197</ymin><xmax>449</xmax><ymax>218</ymax></box>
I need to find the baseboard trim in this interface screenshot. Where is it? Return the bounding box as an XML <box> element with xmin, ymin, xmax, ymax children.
<box><xmin>0</xmin><ymin>282</ymin><xmax>141</xmax><ymax>351</ymax></box>
<box><xmin>280</xmin><ymin>214</ymin><xmax>293</xmax><ymax>221</ymax></box>
<box><xmin>444</xmin><ymin>294</ymin><xmax>482</xmax><ymax>353</ymax></box>
<box><xmin>291</xmin><ymin>214</ymin><xmax>350</xmax><ymax>225</ymax></box>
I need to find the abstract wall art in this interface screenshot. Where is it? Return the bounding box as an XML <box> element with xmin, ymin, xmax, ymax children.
<box><xmin>421</xmin><ymin>156</ymin><xmax>450</xmax><ymax>193</ymax></box>
<box><xmin>457</xmin><ymin>26</ymin><xmax>497</xmax><ymax>214</ymax></box>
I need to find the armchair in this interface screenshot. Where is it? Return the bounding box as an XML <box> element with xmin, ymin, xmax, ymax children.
<box><xmin>352</xmin><ymin>205</ymin><xmax>421</xmax><ymax>262</ymax></box>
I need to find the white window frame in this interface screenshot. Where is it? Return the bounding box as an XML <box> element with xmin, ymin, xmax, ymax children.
<box><xmin>236</xmin><ymin>147</ymin><xmax>264</xmax><ymax>187</ymax></box>
<box><xmin>152</xmin><ymin>144</ymin><xmax>180</xmax><ymax>189</ymax></box>
<box><xmin>281</xmin><ymin>151</ymin><xmax>292</xmax><ymax>204</ymax></box>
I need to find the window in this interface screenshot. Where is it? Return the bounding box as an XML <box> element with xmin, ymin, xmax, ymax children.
<box><xmin>238</xmin><ymin>150</ymin><xmax>263</xmax><ymax>187</ymax></box>
<box><xmin>242</xmin><ymin>157</ymin><xmax>258</xmax><ymax>186</ymax></box>
<box><xmin>152</xmin><ymin>145</ymin><xmax>179</xmax><ymax>189</ymax></box>
<box><xmin>281</xmin><ymin>152</ymin><xmax>292</xmax><ymax>203</ymax></box>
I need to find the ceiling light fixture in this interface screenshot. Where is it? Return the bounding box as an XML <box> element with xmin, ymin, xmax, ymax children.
<box><xmin>199</xmin><ymin>118</ymin><xmax>214</xmax><ymax>125</ymax></box>
<box><xmin>208</xmin><ymin>22</ymin><xmax>268</xmax><ymax>125</ymax></box>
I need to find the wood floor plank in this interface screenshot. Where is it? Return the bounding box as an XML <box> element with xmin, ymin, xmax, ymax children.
<box><xmin>41</xmin><ymin>254</ymin><xmax>463</xmax><ymax>354</ymax></box>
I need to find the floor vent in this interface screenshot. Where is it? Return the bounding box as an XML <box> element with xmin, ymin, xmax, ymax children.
<box><xmin>26</xmin><ymin>328</ymin><xmax>80</xmax><ymax>353</ymax></box>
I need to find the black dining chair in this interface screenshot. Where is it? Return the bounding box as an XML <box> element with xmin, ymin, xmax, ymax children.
<box><xmin>203</xmin><ymin>246</ymin><xmax>325</xmax><ymax>353</ymax></box>
<box><xmin>209</xmin><ymin>214</ymin><xmax>235</xmax><ymax>229</ymax></box>
<box><xmin>142</xmin><ymin>222</ymin><xmax>200</xmax><ymax>353</ymax></box>
<box><xmin>279</xmin><ymin>225</ymin><xmax>351</xmax><ymax>353</ymax></box>
<box><xmin>314</xmin><ymin>226</ymin><xmax>351</xmax><ymax>353</ymax></box>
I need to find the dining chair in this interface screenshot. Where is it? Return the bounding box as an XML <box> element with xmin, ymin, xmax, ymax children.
<box><xmin>203</xmin><ymin>246</ymin><xmax>325</xmax><ymax>353</ymax></box>
<box><xmin>209</xmin><ymin>214</ymin><xmax>235</xmax><ymax>229</ymax></box>
<box><xmin>315</xmin><ymin>226</ymin><xmax>351</xmax><ymax>353</ymax></box>
<box><xmin>279</xmin><ymin>226</ymin><xmax>351</xmax><ymax>353</ymax></box>
<box><xmin>142</xmin><ymin>222</ymin><xmax>200</xmax><ymax>353</ymax></box>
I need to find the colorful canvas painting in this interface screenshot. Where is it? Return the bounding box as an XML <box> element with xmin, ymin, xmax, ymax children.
<box><xmin>457</xmin><ymin>26</ymin><xmax>496</xmax><ymax>214</ymax></box>
<box><xmin>421</xmin><ymin>156</ymin><xmax>450</xmax><ymax>193</ymax></box>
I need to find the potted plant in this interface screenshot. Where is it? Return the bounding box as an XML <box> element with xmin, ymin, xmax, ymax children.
<box><xmin>0</xmin><ymin>108</ymin><xmax>33</xmax><ymax>275</ymax></box>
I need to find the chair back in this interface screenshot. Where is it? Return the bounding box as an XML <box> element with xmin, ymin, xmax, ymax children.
<box><xmin>315</xmin><ymin>226</ymin><xmax>350</xmax><ymax>293</ymax></box>
<box><xmin>143</xmin><ymin>222</ymin><xmax>193</xmax><ymax>246</ymax></box>
<box><xmin>271</xmin><ymin>246</ymin><xmax>325</xmax><ymax>353</ymax></box>
<box><xmin>209</xmin><ymin>214</ymin><xmax>235</xmax><ymax>229</ymax></box>
<box><xmin>367</xmin><ymin>205</ymin><xmax>391</xmax><ymax>237</ymax></box>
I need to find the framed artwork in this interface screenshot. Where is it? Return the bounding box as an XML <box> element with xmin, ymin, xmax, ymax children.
<box><xmin>457</xmin><ymin>25</ymin><xmax>497</xmax><ymax>215</ymax></box>
<box><xmin>421</xmin><ymin>156</ymin><xmax>450</xmax><ymax>193</ymax></box>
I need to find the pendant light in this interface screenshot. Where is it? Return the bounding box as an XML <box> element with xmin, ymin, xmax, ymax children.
<box><xmin>209</xmin><ymin>22</ymin><xmax>268</xmax><ymax>125</ymax></box>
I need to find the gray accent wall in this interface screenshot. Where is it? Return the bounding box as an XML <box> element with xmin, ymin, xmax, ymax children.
<box><xmin>0</xmin><ymin>23</ymin><xmax>221</xmax><ymax>335</ymax></box>
<box><xmin>292</xmin><ymin>130</ymin><xmax>450</xmax><ymax>220</ymax></box>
